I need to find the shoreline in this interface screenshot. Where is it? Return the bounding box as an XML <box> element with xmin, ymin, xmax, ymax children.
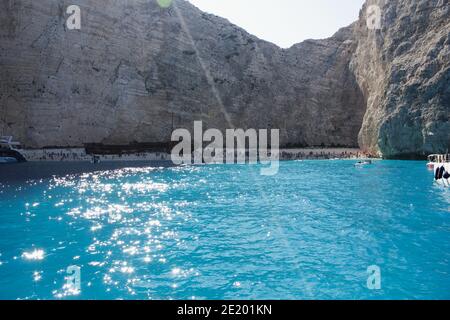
<box><xmin>17</xmin><ymin>147</ymin><xmax>374</xmax><ymax>162</ymax></box>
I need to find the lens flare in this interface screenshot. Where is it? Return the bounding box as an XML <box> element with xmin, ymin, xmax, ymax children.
<box><xmin>157</xmin><ymin>0</ymin><xmax>173</xmax><ymax>9</ymax></box>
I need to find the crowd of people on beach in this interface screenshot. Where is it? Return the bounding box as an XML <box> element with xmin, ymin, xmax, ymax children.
<box><xmin>25</xmin><ymin>150</ymin><xmax>90</xmax><ymax>161</ymax></box>
<box><xmin>279</xmin><ymin>150</ymin><xmax>369</xmax><ymax>160</ymax></box>
<box><xmin>24</xmin><ymin>149</ymin><xmax>170</xmax><ymax>162</ymax></box>
<box><xmin>22</xmin><ymin>148</ymin><xmax>371</xmax><ymax>162</ymax></box>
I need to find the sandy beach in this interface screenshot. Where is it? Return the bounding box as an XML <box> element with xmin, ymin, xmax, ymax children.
<box><xmin>18</xmin><ymin>147</ymin><xmax>372</xmax><ymax>162</ymax></box>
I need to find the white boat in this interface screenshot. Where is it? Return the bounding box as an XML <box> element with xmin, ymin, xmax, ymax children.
<box><xmin>427</xmin><ymin>154</ymin><xmax>447</xmax><ymax>170</ymax></box>
<box><xmin>0</xmin><ymin>136</ymin><xmax>21</xmax><ymax>150</ymax></box>
<box><xmin>0</xmin><ymin>136</ymin><xmax>26</xmax><ymax>163</ymax></box>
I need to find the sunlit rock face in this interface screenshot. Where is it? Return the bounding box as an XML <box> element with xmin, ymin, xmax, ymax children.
<box><xmin>0</xmin><ymin>0</ymin><xmax>448</xmax><ymax>157</ymax></box>
<box><xmin>351</xmin><ymin>0</ymin><xmax>450</xmax><ymax>158</ymax></box>
<box><xmin>0</xmin><ymin>0</ymin><xmax>365</xmax><ymax>149</ymax></box>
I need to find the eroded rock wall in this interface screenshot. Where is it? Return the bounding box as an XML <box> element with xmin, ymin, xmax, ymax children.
<box><xmin>351</xmin><ymin>0</ymin><xmax>450</xmax><ymax>157</ymax></box>
<box><xmin>1</xmin><ymin>0</ymin><xmax>448</xmax><ymax>158</ymax></box>
<box><xmin>0</xmin><ymin>0</ymin><xmax>365</xmax><ymax>149</ymax></box>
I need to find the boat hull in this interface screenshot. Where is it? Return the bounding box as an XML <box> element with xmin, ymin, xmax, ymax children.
<box><xmin>0</xmin><ymin>157</ymin><xmax>18</xmax><ymax>163</ymax></box>
<box><xmin>434</xmin><ymin>163</ymin><xmax>450</xmax><ymax>187</ymax></box>
<box><xmin>0</xmin><ymin>149</ymin><xmax>27</xmax><ymax>163</ymax></box>
<box><xmin>435</xmin><ymin>179</ymin><xmax>449</xmax><ymax>187</ymax></box>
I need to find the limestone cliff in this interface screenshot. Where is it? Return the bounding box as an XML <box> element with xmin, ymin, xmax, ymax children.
<box><xmin>0</xmin><ymin>0</ymin><xmax>365</xmax><ymax>149</ymax></box>
<box><xmin>351</xmin><ymin>0</ymin><xmax>450</xmax><ymax>158</ymax></box>
<box><xmin>0</xmin><ymin>0</ymin><xmax>448</xmax><ymax>158</ymax></box>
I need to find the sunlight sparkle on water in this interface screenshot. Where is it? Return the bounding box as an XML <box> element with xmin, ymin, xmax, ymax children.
<box><xmin>0</xmin><ymin>161</ymin><xmax>449</xmax><ymax>299</ymax></box>
<box><xmin>22</xmin><ymin>249</ymin><xmax>45</xmax><ymax>261</ymax></box>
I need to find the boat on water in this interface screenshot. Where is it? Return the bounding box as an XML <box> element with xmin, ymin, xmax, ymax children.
<box><xmin>354</xmin><ymin>160</ymin><xmax>373</xmax><ymax>167</ymax></box>
<box><xmin>426</xmin><ymin>154</ymin><xmax>448</xmax><ymax>170</ymax></box>
<box><xmin>430</xmin><ymin>154</ymin><xmax>450</xmax><ymax>186</ymax></box>
<box><xmin>0</xmin><ymin>136</ymin><xmax>27</xmax><ymax>163</ymax></box>
<box><xmin>0</xmin><ymin>156</ymin><xmax>18</xmax><ymax>164</ymax></box>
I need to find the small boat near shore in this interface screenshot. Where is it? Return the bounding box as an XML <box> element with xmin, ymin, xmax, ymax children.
<box><xmin>354</xmin><ymin>160</ymin><xmax>373</xmax><ymax>167</ymax></box>
<box><xmin>0</xmin><ymin>156</ymin><xmax>18</xmax><ymax>164</ymax></box>
<box><xmin>0</xmin><ymin>136</ymin><xmax>27</xmax><ymax>163</ymax></box>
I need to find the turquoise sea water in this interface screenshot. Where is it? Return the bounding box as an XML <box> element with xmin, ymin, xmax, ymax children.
<box><xmin>0</xmin><ymin>160</ymin><xmax>449</xmax><ymax>300</ymax></box>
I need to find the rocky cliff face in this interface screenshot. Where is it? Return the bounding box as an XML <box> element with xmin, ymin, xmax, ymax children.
<box><xmin>0</xmin><ymin>0</ymin><xmax>448</xmax><ymax>157</ymax></box>
<box><xmin>0</xmin><ymin>0</ymin><xmax>366</xmax><ymax>149</ymax></box>
<box><xmin>351</xmin><ymin>0</ymin><xmax>450</xmax><ymax>158</ymax></box>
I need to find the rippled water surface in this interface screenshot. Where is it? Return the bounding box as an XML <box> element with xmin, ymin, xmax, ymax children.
<box><xmin>0</xmin><ymin>160</ymin><xmax>449</xmax><ymax>299</ymax></box>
